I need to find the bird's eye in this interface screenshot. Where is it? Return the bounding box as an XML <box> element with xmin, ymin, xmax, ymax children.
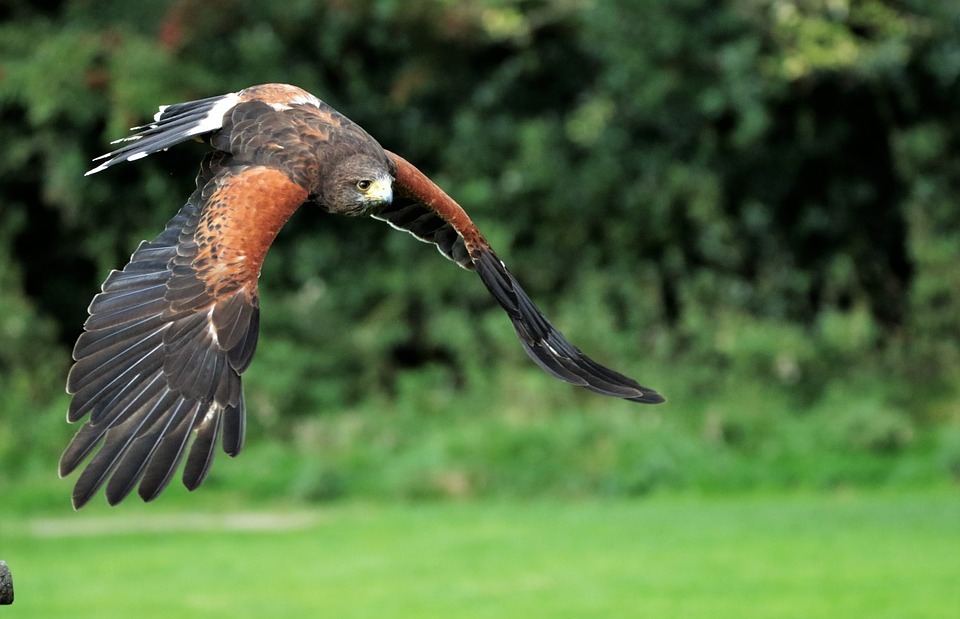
<box><xmin>356</xmin><ymin>180</ymin><xmax>372</xmax><ymax>191</ymax></box>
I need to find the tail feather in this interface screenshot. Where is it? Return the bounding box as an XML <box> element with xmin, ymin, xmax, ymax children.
<box><xmin>86</xmin><ymin>92</ymin><xmax>240</xmax><ymax>175</ymax></box>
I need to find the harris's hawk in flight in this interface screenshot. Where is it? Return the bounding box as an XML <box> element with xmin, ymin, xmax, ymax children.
<box><xmin>62</xmin><ymin>84</ymin><xmax>664</xmax><ymax>508</ymax></box>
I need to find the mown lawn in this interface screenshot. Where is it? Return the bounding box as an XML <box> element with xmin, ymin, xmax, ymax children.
<box><xmin>1</xmin><ymin>489</ymin><xmax>958</xmax><ymax>618</ymax></box>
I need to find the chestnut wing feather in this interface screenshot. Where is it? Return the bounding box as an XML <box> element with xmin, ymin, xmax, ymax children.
<box><xmin>383</xmin><ymin>152</ymin><xmax>664</xmax><ymax>404</ymax></box>
<box><xmin>61</xmin><ymin>156</ymin><xmax>307</xmax><ymax>508</ymax></box>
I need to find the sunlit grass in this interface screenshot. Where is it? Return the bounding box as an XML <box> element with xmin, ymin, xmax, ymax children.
<box><xmin>2</xmin><ymin>489</ymin><xmax>957</xmax><ymax>618</ymax></box>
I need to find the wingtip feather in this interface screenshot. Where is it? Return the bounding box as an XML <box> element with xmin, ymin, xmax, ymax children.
<box><xmin>473</xmin><ymin>246</ymin><xmax>665</xmax><ymax>404</ymax></box>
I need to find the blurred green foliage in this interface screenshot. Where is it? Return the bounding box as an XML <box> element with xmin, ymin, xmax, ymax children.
<box><xmin>0</xmin><ymin>0</ymin><xmax>957</xmax><ymax>499</ymax></box>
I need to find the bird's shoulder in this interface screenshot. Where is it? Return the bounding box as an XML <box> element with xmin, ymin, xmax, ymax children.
<box><xmin>212</xmin><ymin>88</ymin><xmax>379</xmax><ymax>191</ymax></box>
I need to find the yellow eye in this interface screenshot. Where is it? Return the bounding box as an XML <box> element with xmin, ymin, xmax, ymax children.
<box><xmin>356</xmin><ymin>180</ymin><xmax>372</xmax><ymax>191</ymax></box>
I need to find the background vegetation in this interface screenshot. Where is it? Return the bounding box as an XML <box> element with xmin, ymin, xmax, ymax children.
<box><xmin>0</xmin><ymin>0</ymin><xmax>958</xmax><ymax>504</ymax></box>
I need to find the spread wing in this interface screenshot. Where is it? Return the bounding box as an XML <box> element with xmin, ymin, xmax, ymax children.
<box><xmin>64</xmin><ymin>85</ymin><xmax>338</xmax><ymax>508</ymax></box>
<box><xmin>65</xmin><ymin>157</ymin><xmax>309</xmax><ymax>509</ymax></box>
<box><xmin>380</xmin><ymin>152</ymin><xmax>664</xmax><ymax>404</ymax></box>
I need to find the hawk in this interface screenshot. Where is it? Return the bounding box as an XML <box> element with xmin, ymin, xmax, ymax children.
<box><xmin>61</xmin><ymin>84</ymin><xmax>664</xmax><ymax>508</ymax></box>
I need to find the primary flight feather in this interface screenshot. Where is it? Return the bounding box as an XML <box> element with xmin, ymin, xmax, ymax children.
<box><xmin>63</xmin><ymin>83</ymin><xmax>664</xmax><ymax>509</ymax></box>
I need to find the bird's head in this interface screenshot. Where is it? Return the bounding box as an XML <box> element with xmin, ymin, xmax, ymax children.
<box><xmin>320</xmin><ymin>153</ymin><xmax>394</xmax><ymax>216</ymax></box>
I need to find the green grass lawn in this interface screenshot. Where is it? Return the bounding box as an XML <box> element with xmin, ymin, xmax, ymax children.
<box><xmin>2</xmin><ymin>489</ymin><xmax>958</xmax><ymax>618</ymax></box>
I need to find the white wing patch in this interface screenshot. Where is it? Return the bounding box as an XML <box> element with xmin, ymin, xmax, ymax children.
<box><xmin>266</xmin><ymin>93</ymin><xmax>322</xmax><ymax>112</ymax></box>
<box><xmin>205</xmin><ymin>306</ymin><xmax>220</xmax><ymax>348</ymax></box>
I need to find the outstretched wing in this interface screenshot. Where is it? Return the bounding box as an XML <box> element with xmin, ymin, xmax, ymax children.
<box><xmin>381</xmin><ymin>152</ymin><xmax>664</xmax><ymax>404</ymax></box>
<box><xmin>62</xmin><ymin>154</ymin><xmax>310</xmax><ymax>508</ymax></box>
<box><xmin>66</xmin><ymin>85</ymin><xmax>340</xmax><ymax>508</ymax></box>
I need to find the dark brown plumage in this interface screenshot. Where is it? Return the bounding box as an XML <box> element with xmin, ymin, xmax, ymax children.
<box><xmin>63</xmin><ymin>83</ymin><xmax>663</xmax><ymax>508</ymax></box>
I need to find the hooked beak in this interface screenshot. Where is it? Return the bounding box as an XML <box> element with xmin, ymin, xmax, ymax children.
<box><xmin>367</xmin><ymin>176</ymin><xmax>393</xmax><ymax>205</ymax></box>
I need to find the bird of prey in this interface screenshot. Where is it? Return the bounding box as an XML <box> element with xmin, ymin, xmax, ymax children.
<box><xmin>61</xmin><ymin>83</ymin><xmax>664</xmax><ymax>508</ymax></box>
